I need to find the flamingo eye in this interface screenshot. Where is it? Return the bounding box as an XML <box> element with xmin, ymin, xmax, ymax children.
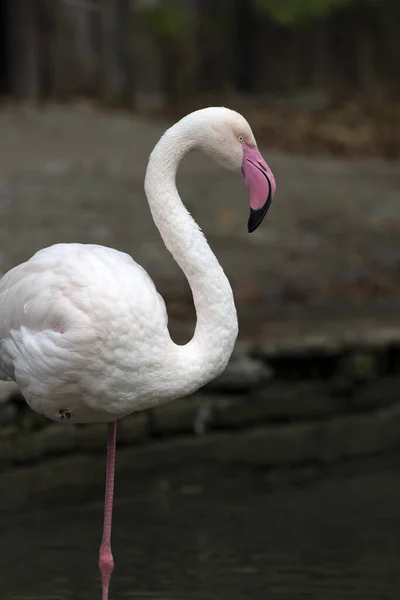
<box><xmin>238</xmin><ymin>135</ymin><xmax>244</xmax><ymax>142</ymax></box>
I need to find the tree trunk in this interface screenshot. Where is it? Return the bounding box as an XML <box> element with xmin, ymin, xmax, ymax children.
<box><xmin>9</xmin><ymin>0</ymin><xmax>40</xmax><ymax>100</ymax></box>
<box><xmin>159</xmin><ymin>36</ymin><xmax>180</xmax><ymax>107</ymax></box>
<box><xmin>233</xmin><ymin>0</ymin><xmax>255</xmax><ymax>92</ymax></box>
<box><xmin>75</xmin><ymin>0</ymin><xmax>96</xmax><ymax>93</ymax></box>
<box><xmin>178</xmin><ymin>1</ymin><xmax>199</xmax><ymax>102</ymax></box>
<box><xmin>311</xmin><ymin>20</ymin><xmax>328</xmax><ymax>90</ymax></box>
<box><xmin>285</xmin><ymin>30</ymin><xmax>300</xmax><ymax>90</ymax></box>
<box><xmin>355</xmin><ymin>16</ymin><xmax>376</xmax><ymax>102</ymax></box>
<box><xmin>100</xmin><ymin>0</ymin><xmax>124</xmax><ymax>104</ymax></box>
<box><xmin>118</xmin><ymin>0</ymin><xmax>135</xmax><ymax>106</ymax></box>
<box><xmin>198</xmin><ymin>0</ymin><xmax>231</xmax><ymax>92</ymax></box>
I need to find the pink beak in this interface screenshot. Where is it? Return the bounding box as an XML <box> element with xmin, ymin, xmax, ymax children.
<box><xmin>242</xmin><ymin>143</ymin><xmax>276</xmax><ymax>233</ymax></box>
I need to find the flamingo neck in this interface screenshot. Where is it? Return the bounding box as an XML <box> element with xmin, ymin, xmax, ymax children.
<box><xmin>144</xmin><ymin>120</ymin><xmax>238</xmax><ymax>398</ymax></box>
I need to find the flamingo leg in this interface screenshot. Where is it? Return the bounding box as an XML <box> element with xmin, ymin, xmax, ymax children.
<box><xmin>99</xmin><ymin>421</ymin><xmax>117</xmax><ymax>600</ymax></box>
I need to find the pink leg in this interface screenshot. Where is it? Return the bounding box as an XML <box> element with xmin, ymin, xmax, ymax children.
<box><xmin>99</xmin><ymin>421</ymin><xmax>117</xmax><ymax>600</ymax></box>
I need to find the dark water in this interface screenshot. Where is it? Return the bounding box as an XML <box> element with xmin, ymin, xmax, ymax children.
<box><xmin>2</xmin><ymin>453</ymin><xmax>400</xmax><ymax>600</ymax></box>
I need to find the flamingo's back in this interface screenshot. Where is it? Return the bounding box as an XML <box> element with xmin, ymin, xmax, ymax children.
<box><xmin>0</xmin><ymin>243</ymin><xmax>169</xmax><ymax>422</ymax></box>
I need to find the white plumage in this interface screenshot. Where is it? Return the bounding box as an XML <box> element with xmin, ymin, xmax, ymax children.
<box><xmin>0</xmin><ymin>107</ymin><xmax>275</xmax><ymax>599</ymax></box>
<box><xmin>0</xmin><ymin>243</ymin><xmax>170</xmax><ymax>422</ymax></box>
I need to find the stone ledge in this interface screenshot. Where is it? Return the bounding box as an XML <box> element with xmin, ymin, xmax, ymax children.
<box><xmin>0</xmin><ymin>335</ymin><xmax>399</xmax><ymax>475</ymax></box>
<box><xmin>1</xmin><ymin>400</ymin><xmax>400</xmax><ymax>475</ymax></box>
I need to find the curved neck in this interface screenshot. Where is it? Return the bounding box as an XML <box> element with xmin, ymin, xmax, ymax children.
<box><xmin>144</xmin><ymin>122</ymin><xmax>238</xmax><ymax>398</ymax></box>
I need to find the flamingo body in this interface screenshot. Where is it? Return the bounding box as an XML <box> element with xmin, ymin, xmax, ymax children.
<box><xmin>0</xmin><ymin>243</ymin><xmax>170</xmax><ymax>422</ymax></box>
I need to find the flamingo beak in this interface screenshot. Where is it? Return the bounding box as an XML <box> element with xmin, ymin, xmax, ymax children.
<box><xmin>241</xmin><ymin>143</ymin><xmax>276</xmax><ymax>233</ymax></box>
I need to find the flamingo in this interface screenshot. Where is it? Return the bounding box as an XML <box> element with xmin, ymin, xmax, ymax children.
<box><xmin>0</xmin><ymin>107</ymin><xmax>276</xmax><ymax>599</ymax></box>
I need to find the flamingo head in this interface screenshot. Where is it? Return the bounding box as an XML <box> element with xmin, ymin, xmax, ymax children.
<box><xmin>188</xmin><ymin>107</ymin><xmax>276</xmax><ymax>233</ymax></box>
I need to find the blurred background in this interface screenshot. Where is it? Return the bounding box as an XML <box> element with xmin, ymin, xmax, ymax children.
<box><xmin>0</xmin><ymin>1</ymin><xmax>400</xmax><ymax>599</ymax></box>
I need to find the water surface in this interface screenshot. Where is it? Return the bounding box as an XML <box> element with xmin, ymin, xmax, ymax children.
<box><xmin>2</xmin><ymin>455</ymin><xmax>400</xmax><ymax>599</ymax></box>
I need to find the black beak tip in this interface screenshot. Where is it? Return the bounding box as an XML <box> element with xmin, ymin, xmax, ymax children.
<box><xmin>247</xmin><ymin>196</ymin><xmax>272</xmax><ymax>234</ymax></box>
<box><xmin>247</xmin><ymin>213</ymin><xmax>260</xmax><ymax>234</ymax></box>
